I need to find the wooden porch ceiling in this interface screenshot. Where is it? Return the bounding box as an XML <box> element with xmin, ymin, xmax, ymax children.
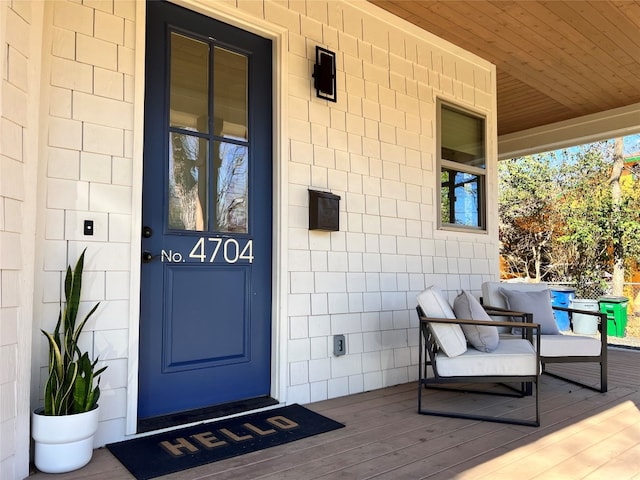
<box><xmin>369</xmin><ymin>1</ymin><xmax>640</xmax><ymax>137</ymax></box>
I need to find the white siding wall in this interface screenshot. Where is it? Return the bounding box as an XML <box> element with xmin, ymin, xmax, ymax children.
<box><xmin>34</xmin><ymin>0</ymin><xmax>137</xmax><ymax>449</ymax></box>
<box><xmin>0</xmin><ymin>1</ymin><xmax>499</xmax><ymax>478</ymax></box>
<box><xmin>255</xmin><ymin>0</ymin><xmax>500</xmax><ymax>403</ymax></box>
<box><xmin>1</xmin><ymin>1</ymin><xmax>41</xmax><ymax>478</ymax></box>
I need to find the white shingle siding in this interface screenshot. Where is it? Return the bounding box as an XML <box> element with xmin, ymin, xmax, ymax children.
<box><xmin>21</xmin><ymin>0</ymin><xmax>138</xmax><ymax>458</ymax></box>
<box><xmin>1</xmin><ymin>0</ymin><xmax>34</xmax><ymax>476</ymax></box>
<box><xmin>277</xmin><ymin>0</ymin><xmax>496</xmax><ymax>402</ymax></box>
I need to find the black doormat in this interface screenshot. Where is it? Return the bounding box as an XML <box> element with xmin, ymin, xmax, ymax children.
<box><xmin>106</xmin><ymin>404</ymin><xmax>344</xmax><ymax>480</ymax></box>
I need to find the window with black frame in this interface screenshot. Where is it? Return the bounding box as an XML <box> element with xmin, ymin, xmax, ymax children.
<box><xmin>438</xmin><ymin>102</ymin><xmax>486</xmax><ymax>230</ymax></box>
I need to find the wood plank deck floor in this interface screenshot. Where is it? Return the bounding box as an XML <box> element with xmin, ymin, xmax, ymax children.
<box><xmin>30</xmin><ymin>348</ymin><xmax>640</xmax><ymax>480</ymax></box>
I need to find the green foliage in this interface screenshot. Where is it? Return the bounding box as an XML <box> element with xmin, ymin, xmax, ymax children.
<box><xmin>42</xmin><ymin>249</ymin><xmax>107</xmax><ymax>415</ymax></box>
<box><xmin>499</xmin><ymin>140</ymin><xmax>640</xmax><ymax>292</ymax></box>
<box><xmin>498</xmin><ymin>152</ymin><xmax>563</xmax><ymax>279</ymax></box>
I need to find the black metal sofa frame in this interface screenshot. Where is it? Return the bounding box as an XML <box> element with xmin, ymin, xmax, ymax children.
<box><xmin>417</xmin><ymin>306</ymin><xmax>541</xmax><ymax>427</ymax></box>
<box><xmin>481</xmin><ymin>282</ymin><xmax>608</xmax><ymax>393</ymax></box>
<box><xmin>541</xmin><ymin>305</ymin><xmax>608</xmax><ymax>393</ymax></box>
<box><xmin>483</xmin><ymin>304</ymin><xmax>608</xmax><ymax>393</ymax></box>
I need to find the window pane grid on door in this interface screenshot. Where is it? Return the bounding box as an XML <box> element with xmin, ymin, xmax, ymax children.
<box><xmin>170</xmin><ymin>32</ymin><xmax>209</xmax><ymax>133</ymax></box>
<box><xmin>168</xmin><ymin>132</ymin><xmax>209</xmax><ymax>231</ymax></box>
<box><xmin>169</xmin><ymin>31</ymin><xmax>252</xmax><ymax>234</ymax></box>
<box><xmin>213</xmin><ymin>46</ymin><xmax>248</xmax><ymax>141</ymax></box>
<box><xmin>215</xmin><ymin>141</ymin><xmax>248</xmax><ymax>233</ymax></box>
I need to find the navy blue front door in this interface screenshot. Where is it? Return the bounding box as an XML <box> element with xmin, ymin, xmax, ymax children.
<box><xmin>139</xmin><ymin>2</ymin><xmax>273</xmax><ymax>421</ymax></box>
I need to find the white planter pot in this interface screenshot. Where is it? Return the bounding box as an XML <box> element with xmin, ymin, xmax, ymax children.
<box><xmin>32</xmin><ymin>406</ymin><xmax>100</xmax><ymax>474</ymax></box>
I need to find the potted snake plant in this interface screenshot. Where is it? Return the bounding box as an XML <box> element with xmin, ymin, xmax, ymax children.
<box><xmin>32</xmin><ymin>249</ymin><xmax>107</xmax><ymax>473</ymax></box>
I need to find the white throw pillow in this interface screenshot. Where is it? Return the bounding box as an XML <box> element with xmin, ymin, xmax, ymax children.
<box><xmin>416</xmin><ymin>286</ymin><xmax>467</xmax><ymax>357</ymax></box>
<box><xmin>498</xmin><ymin>288</ymin><xmax>560</xmax><ymax>335</ymax></box>
<box><xmin>453</xmin><ymin>291</ymin><xmax>500</xmax><ymax>352</ymax></box>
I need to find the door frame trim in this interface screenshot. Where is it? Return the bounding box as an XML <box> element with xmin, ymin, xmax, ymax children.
<box><xmin>127</xmin><ymin>0</ymin><xmax>289</xmax><ymax>435</ymax></box>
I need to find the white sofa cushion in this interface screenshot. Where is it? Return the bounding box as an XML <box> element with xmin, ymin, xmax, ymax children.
<box><xmin>539</xmin><ymin>334</ymin><xmax>601</xmax><ymax>357</ymax></box>
<box><xmin>435</xmin><ymin>339</ymin><xmax>537</xmax><ymax>377</ymax></box>
<box><xmin>453</xmin><ymin>290</ymin><xmax>499</xmax><ymax>353</ymax></box>
<box><xmin>417</xmin><ymin>286</ymin><xmax>467</xmax><ymax>357</ymax></box>
<box><xmin>499</xmin><ymin>288</ymin><xmax>560</xmax><ymax>335</ymax></box>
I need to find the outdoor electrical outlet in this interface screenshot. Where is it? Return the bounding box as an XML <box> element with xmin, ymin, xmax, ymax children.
<box><xmin>83</xmin><ymin>220</ymin><xmax>94</xmax><ymax>236</ymax></box>
<box><xmin>333</xmin><ymin>334</ymin><xmax>346</xmax><ymax>356</ymax></box>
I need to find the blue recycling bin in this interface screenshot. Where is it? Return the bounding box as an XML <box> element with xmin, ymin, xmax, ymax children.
<box><xmin>550</xmin><ymin>287</ymin><xmax>576</xmax><ymax>331</ymax></box>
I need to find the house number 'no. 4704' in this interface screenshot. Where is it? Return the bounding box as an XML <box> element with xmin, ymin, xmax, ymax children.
<box><xmin>161</xmin><ymin>238</ymin><xmax>254</xmax><ymax>264</ymax></box>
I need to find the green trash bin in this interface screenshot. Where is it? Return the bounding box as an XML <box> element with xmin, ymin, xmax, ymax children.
<box><xmin>598</xmin><ymin>295</ymin><xmax>628</xmax><ymax>337</ymax></box>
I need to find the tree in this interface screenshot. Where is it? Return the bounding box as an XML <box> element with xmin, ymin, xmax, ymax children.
<box><xmin>554</xmin><ymin>143</ymin><xmax>611</xmax><ymax>296</ymax></box>
<box><xmin>498</xmin><ymin>153</ymin><xmax>563</xmax><ymax>280</ymax></box>
<box><xmin>557</xmin><ymin>140</ymin><xmax>640</xmax><ymax>296</ymax></box>
<box><xmin>610</xmin><ymin>137</ymin><xmax>624</xmax><ymax>295</ymax></box>
<box><xmin>499</xmin><ymin>137</ymin><xmax>640</xmax><ymax>297</ymax></box>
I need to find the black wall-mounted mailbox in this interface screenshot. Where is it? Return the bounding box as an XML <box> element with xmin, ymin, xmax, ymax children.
<box><xmin>309</xmin><ymin>189</ymin><xmax>340</xmax><ymax>231</ymax></box>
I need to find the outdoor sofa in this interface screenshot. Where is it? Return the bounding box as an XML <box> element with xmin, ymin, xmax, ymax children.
<box><xmin>482</xmin><ymin>281</ymin><xmax>608</xmax><ymax>393</ymax></box>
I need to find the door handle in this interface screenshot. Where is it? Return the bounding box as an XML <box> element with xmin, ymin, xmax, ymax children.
<box><xmin>142</xmin><ymin>226</ymin><xmax>153</xmax><ymax>238</ymax></box>
<box><xmin>142</xmin><ymin>251</ymin><xmax>155</xmax><ymax>263</ymax></box>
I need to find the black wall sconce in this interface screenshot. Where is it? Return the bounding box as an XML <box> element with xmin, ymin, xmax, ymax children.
<box><xmin>312</xmin><ymin>46</ymin><xmax>337</xmax><ymax>102</ymax></box>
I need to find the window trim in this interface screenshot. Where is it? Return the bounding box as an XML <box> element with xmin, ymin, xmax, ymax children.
<box><xmin>436</xmin><ymin>99</ymin><xmax>487</xmax><ymax>232</ymax></box>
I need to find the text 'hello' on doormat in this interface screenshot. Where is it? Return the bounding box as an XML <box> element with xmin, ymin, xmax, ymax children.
<box><xmin>106</xmin><ymin>404</ymin><xmax>345</xmax><ymax>480</ymax></box>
